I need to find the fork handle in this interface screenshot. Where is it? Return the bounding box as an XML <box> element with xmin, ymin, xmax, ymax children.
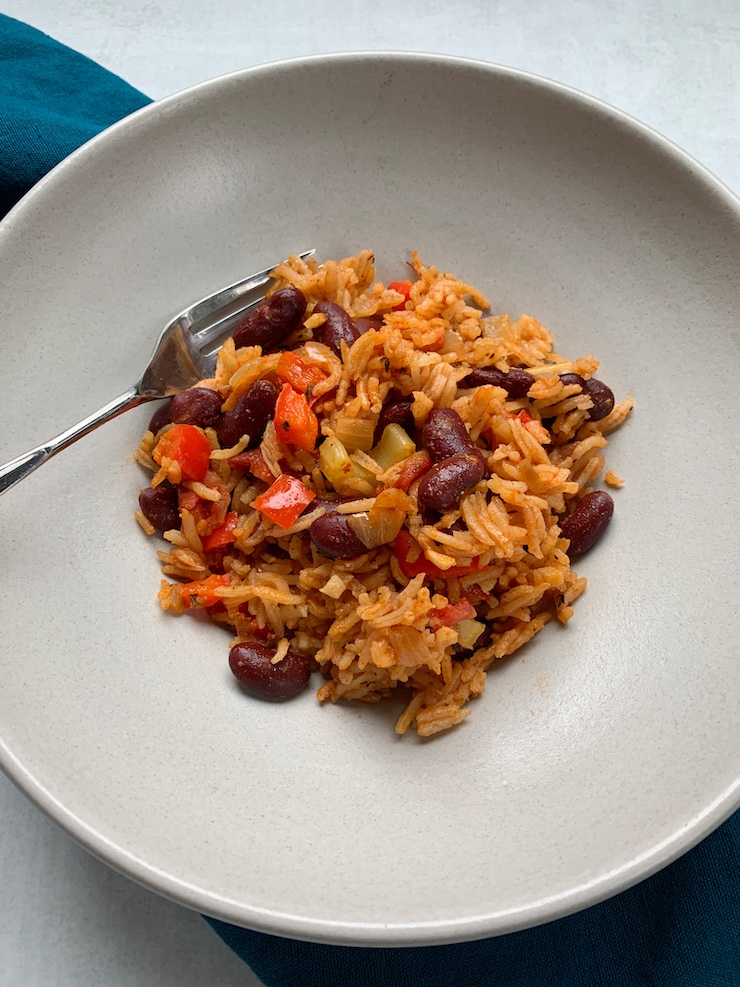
<box><xmin>0</xmin><ymin>386</ymin><xmax>145</xmax><ymax>497</ymax></box>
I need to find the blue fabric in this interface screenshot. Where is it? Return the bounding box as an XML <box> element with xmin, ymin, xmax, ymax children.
<box><xmin>207</xmin><ymin>813</ymin><xmax>740</xmax><ymax>985</ymax></box>
<box><xmin>2</xmin><ymin>12</ymin><xmax>739</xmax><ymax>985</ymax></box>
<box><xmin>0</xmin><ymin>13</ymin><xmax>149</xmax><ymax>218</ymax></box>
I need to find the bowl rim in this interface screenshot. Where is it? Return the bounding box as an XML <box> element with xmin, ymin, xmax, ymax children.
<box><xmin>1</xmin><ymin>49</ymin><xmax>739</xmax><ymax>946</ymax></box>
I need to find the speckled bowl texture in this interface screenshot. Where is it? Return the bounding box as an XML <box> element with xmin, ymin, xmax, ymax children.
<box><xmin>0</xmin><ymin>53</ymin><xmax>738</xmax><ymax>946</ymax></box>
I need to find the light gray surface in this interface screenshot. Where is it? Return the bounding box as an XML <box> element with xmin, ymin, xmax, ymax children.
<box><xmin>0</xmin><ymin>780</ymin><xmax>257</xmax><ymax>985</ymax></box>
<box><xmin>1</xmin><ymin>0</ymin><xmax>739</xmax><ymax>984</ymax></box>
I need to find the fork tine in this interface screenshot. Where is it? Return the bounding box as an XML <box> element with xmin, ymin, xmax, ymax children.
<box><xmin>199</xmin><ymin>338</ymin><xmax>230</xmax><ymax>362</ymax></box>
<box><xmin>193</xmin><ymin>301</ymin><xmax>262</xmax><ymax>349</ymax></box>
<box><xmin>184</xmin><ymin>249</ymin><xmax>315</xmax><ymax>329</ymax></box>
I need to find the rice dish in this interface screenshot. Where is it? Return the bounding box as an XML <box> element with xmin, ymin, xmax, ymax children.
<box><xmin>135</xmin><ymin>251</ymin><xmax>632</xmax><ymax>736</ymax></box>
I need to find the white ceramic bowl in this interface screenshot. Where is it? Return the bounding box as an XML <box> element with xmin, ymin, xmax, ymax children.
<box><xmin>1</xmin><ymin>53</ymin><xmax>738</xmax><ymax>946</ymax></box>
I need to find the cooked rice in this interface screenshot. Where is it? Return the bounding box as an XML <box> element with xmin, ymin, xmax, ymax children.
<box><xmin>136</xmin><ymin>251</ymin><xmax>633</xmax><ymax>737</ymax></box>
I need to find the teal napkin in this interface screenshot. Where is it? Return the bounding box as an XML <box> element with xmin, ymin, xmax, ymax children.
<box><xmin>0</xmin><ymin>13</ymin><xmax>148</xmax><ymax>216</ymax></box>
<box><xmin>2</xmin><ymin>12</ymin><xmax>738</xmax><ymax>986</ymax></box>
<box><xmin>206</xmin><ymin>815</ymin><xmax>740</xmax><ymax>986</ymax></box>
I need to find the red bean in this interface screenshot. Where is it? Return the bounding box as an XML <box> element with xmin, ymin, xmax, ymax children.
<box><xmin>232</xmin><ymin>286</ymin><xmax>307</xmax><ymax>351</ymax></box>
<box><xmin>559</xmin><ymin>490</ymin><xmax>614</xmax><ymax>556</ymax></box>
<box><xmin>216</xmin><ymin>379</ymin><xmax>278</xmax><ymax>449</ymax></box>
<box><xmin>229</xmin><ymin>641</ymin><xmax>311</xmax><ymax>698</ymax></box>
<box><xmin>559</xmin><ymin>373</ymin><xmax>587</xmax><ymax>389</ymax></box>
<box><xmin>460</xmin><ymin>366</ymin><xmax>534</xmax><ymax>399</ymax></box>
<box><xmin>423</xmin><ymin>408</ymin><xmax>476</xmax><ymax>462</ymax></box>
<box><xmin>309</xmin><ymin>511</ymin><xmax>368</xmax><ymax>559</ymax></box>
<box><xmin>418</xmin><ymin>504</ymin><xmax>440</xmax><ymax>527</ymax></box>
<box><xmin>302</xmin><ymin>496</ymin><xmax>348</xmax><ymax>516</ymax></box>
<box><xmin>374</xmin><ymin>397</ymin><xmax>414</xmax><ymax>444</ymax></box>
<box><xmin>559</xmin><ymin>374</ymin><xmax>615</xmax><ymax>422</ymax></box>
<box><xmin>148</xmin><ymin>387</ymin><xmax>223</xmax><ymax>434</ymax></box>
<box><xmin>313</xmin><ymin>301</ymin><xmax>361</xmax><ymax>356</ymax></box>
<box><xmin>417</xmin><ymin>453</ymin><xmax>486</xmax><ymax>513</ymax></box>
<box><xmin>355</xmin><ymin>315</ymin><xmax>384</xmax><ymax>334</ymax></box>
<box><xmin>583</xmin><ymin>379</ymin><xmax>615</xmax><ymax>421</ymax></box>
<box><xmin>138</xmin><ymin>481</ymin><xmax>180</xmax><ymax>531</ymax></box>
<box><xmin>441</xmin><ymin>517</ymin><xmax>468</xmax><ymax>534</ymax></box>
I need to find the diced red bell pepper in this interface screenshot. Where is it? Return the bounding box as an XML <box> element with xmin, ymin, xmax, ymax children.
<box><xmin>177</xmin><ymin>488</ymin><xmax>210</xmax><ymax>525</ymax></box>
<box><xmin>179</xmin><ymin>573</ymin><xmax>230</xmax><ymax>609</ymax></box>
<box><xmin>178</xmin><ymin>489</ymin><xmax>200</xmax><ymax>512</ymax></box>
<box><xmin>276</xmin><ymin>352</ymin><xmax>327</xmax><ymax>395</ymax></box>
<box><xmin>204</xmin><ymin>495</ymin><xmax>230</xmax><ymax>534</ymax></box>
<box><xmin>154</xmin><ymin>424</ymin><xmax>211</xmax><ymax>481</ymax></box>
<box><xmin>229</xmin><ymin>447</ymin><xmax>276</xmax><ymax>484</ymax></box>
<box><xmin>388</xmin><ymin>280</ymin><xmax>413</xmax><ymax>311</ymax></box>
<box><xmin>274</xmin><ymin>384</ymin><xmax>319</xmax><ymax>452</ymax></box>
<box><xmin>463</xmin><ymin>585</ymin><xmax>494</xmax><ymax>605</ymax></box>
<box><xmin>253</xmin><ymin>474</ymin><xmax>316</xmax><ymax>529</ymax></box>
<box><xmin>516</xmin><ymin>409</ymin><xmax>533</xmax><ymax>425</ymax></box>
<box><xmin>236</xmin><ymin>613</ymin><xmax>271</xmax><ymax>638</ymax></box>
<box><xmin>392</xmin><ymin>450</ymin><xmax>432</xmax><ymax>492</ymax></box>
<box><xmin>394</xmin><ymin>530</ymin><xmax>484</xmax><ymax>580</ymax></box>
<box><xmin>429</xmin><ymin>599</ymin><xmax>477</xmax><ymax>630</ymax></box>
<box><xmin>202</xmin><ymin>512</ymin><xmax>238</xmax><ymax>552</ymax></box>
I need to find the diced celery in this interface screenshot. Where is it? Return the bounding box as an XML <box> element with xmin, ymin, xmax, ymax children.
<box><xmin>319</xmin><ymin>436</ymin><xmax>375</xmax><ymax>495</ymax></box>
<box><xmin>457</xmin><ymin>619</ymin><xmax>485</xmax><ymax>650</ymax></box>
<box><xmin>370</xmin><ymin>424</ymin><xmax>416</xmax><ymax>471</ymax></box>
<box><xmin>319</xmin><ymin>437</ymin><xmax>354</xmax><ymax>491</ymax></box>
<box><xmin>348</xmin><ymin>456</ymin><xmax>377</xmax><ymax>487</ymax></box>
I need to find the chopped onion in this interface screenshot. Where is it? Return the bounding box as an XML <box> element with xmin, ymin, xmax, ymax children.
<box><xmin>457</xmin><ymin>619</ymin><xmax>485</xmax><ymax>650</ymax></box>
<box><xmin>481</xmin><ymin>314</ymin><xmax>510</xmax><ymax>339</ymax></box>
<box><xmin>388</xmin><ymin>626</ymin><xmax>431</xmax><ymax>667</ymax></box>
<box><xmin>320</xmin><ymin>574</ymin><xmax>348</xmax><ymax>600</ymax></box>
<box><xmin>303</xmin><ymin>340</ymin><xmax>337</xmax><ymax>366</ymax></box>
<box><xmin>347</xmin><ymin>507</ymin><xmax>405</xmax><ymax>549</ymax></box>
<box><xmin>334</xmin><ymin>417</ymin><xmax>375</xmax><ymax>452</ymax></box>
<box><xmin>374</xmin><ymin>487</ymin><xmax>413</xmax><ymax>512</ymax></box>
<box><xmin>441</xmin><ymin>329</ymin><xmax>463</xmax><ymax>353</ymax></box>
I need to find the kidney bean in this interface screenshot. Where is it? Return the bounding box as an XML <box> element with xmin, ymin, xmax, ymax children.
<box><xmin>441</xmin><ymin>517</ymin><xmax>468</xmax><ymax>535</ymax></box>
<box><xmin>313</xmin><ymin>301</ymin><xmax>361</xmax><ymax>356</ymax></box>
<box><xmin>559</xmin><ymin>373</ymin><xmax>586</xmax><ymax>390</ymax></box>
<box><xmin>148</xmin><ymin>387</ymin><xmax>223</xmax><ymax>434</ymax></box>
<box><xmin>559</xmin><ymin>490</ymin><xmax>614</xmax><ymax>556</ymax></box>
<box><xmin>460</xmin><ymin>366</ymin><xmax>534</xmax><ymax>399</ymax></box>
<box><xmin>302</xmin><ymin>496</ymin><xmax>347</xmax><ymax>516</ymax></box>
<box><xmin>139</xmin><ymin>481</ymin><xmax>180</xmax><ymax>531</ymax></box>
<box><xmin>355</xmin><ymin>315</ymin><xmax>384</xmax><ymax>335</ymax></box>
<box><xmin>216</xmin><ymin>379</ymin><xmax>278</xmax><ymax>449</ymax></box>
<box><xmin>374</xmin><ymin>397</ymin><xmax>415</xmax><ymax>444</ymax></box>
<box><xmin>309</xmin><ymin>511</ymin><xmax>368</xmax><ymax>559</ymax></box>
<box><xmin>559</xmin><ymin>374</ymin><xmax>615</xmax><ymax>422</ymax></box>
<box><xmin>418</xmin><ymin>504</ymin><xmax>440</xmax><ymax>527</ymax></box>
<box><xmin>423</xmin><ymin>408</ymin><xmax>477</xmax><ymax>462</ymax></box>
<box><xmin>232</xmin><ymin>286</ymin><xmax>307</xmax><ymax>351</ymax></box>
<box><xmin>417</xmin><ymin>453</ymin><xmax>486</xmax><ymax>513</ymax></box>
<box><xmin>582</xmin><ymin>379</ymin><xmax>615</xmax><ymax>421</ymax></box>
<box><xmin>229</xmin><ymin>640</ymin><xmax>311</xmax><ymax>698</ymax></box>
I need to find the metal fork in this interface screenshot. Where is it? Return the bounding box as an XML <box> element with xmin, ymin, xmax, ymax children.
<box><xmin>0</xmin><ymin>250</ymin><xmax>314</xmax><ymax>497</ymax></box>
